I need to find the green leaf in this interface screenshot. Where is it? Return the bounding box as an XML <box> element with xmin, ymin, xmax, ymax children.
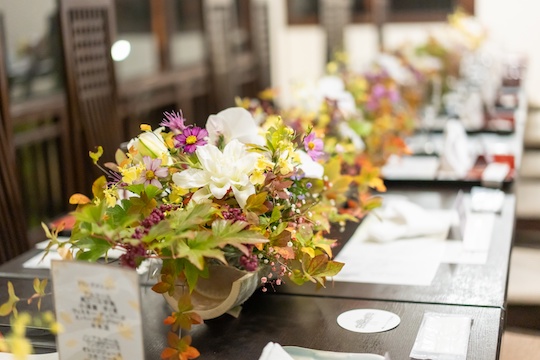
<box><xmin>170</xmin><ymin>203</ymin><xmax>215</xmax><ymax>234</ymax></box>
<box><xmin>183</xmin><ymin>261</ymin><xmax>206</xmax><ymax>292</ymax></box>
<box><xmin>124</xmin><ymin>184</ymin><xmax>145</xmax><ymax>195</ymax></box>
<box><xmin>268</xmin><ymin>206</ymin><xmax>282</xmax><ymax>224</ymax></box>
<box><xmin>74</xmin><ymin>237</ymin><xmax>112</xmax><ymax>262</ymax></box>
<box><xmin>211</xmin><ymin>220</ymin><xmax>268</xmax><ymax>255</ymax></box>
<box><xmin>173</xmin><ymin>233</ymin><xmax>227</xmax><ymax>270</ymax></box>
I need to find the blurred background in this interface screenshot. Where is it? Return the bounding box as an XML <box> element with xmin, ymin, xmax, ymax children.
<box><xmin>0</xmin><ymin>0</ymin><xmax>537</xmax><ymax>247</ymax></box>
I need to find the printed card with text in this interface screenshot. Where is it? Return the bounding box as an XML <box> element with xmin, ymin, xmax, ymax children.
<box><xmin>51</xmin><ymin>261</ymin><xmax>145</xmax><ymax>360</ymax></box>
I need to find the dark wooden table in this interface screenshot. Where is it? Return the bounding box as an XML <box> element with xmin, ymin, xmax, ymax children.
<box><xmin>279</xmin><ymin>188</ymin><xmax>515</xmax><ymax>310</ymax></box>
<box><xmin>0</xmin><ymin>187</ymin><xmax>514</xmax><ymax>359</ymax></box>
<box><xmin>0</xmin><ymin>188</ymin><xmax>515</xmax><ymax>311</ymax></box>
<box><xmin>0</xmin><ymin>277</ymin><xmax>504</xmax><ymax>360</ymax></box>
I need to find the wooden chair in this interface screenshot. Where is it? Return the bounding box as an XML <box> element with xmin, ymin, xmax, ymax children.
<box><xmin>59</xmin><ymin>0</ymin><xmax>124</xmax><ymax>164</ymax></box>
<box><xmin>319</xmin><ymin>0</ymin><xmax>352</xmax><ymax>61</ymax></box>
<box><xmin>0</xmin><ymin>13</ymin><xmax>30</xmax><ymax>264</ymax></box>
<box><xmin>250</xmin><ymin>0</ymin><xmax>271</xmax><ymax>90</ymax></box>
<box><xmin>203</xmin><ymin>0</ymin><xmax>270</xmax><ymax>109</ymax></box>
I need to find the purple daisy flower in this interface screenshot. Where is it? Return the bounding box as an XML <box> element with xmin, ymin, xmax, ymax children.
<box><xmin>303</xmin><ymin>133</ymin><xmax>324</xmax><ymax>161</ymax></box>
<box><xmin>175</xmin><ymin>126</ymin><xmax>208</xmax><ymax>154</ymax></box>
<box><xmin>134</xmin><ymin>156</ymin><xmax>168</xmax><ymax>188</ymax></box>
<box><xmin>160</xmin><ymin>110</ymin><xmax>186</xmax><ymax>133</ymax></box>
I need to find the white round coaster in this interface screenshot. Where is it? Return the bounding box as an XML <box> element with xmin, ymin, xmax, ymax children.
<box><xmin>337</xmin><ymin>309</ymin><xmax>401</xmax><ymax>333</ymax></box>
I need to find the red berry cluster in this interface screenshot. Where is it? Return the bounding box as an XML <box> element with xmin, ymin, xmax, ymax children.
<box><xmin>120</xmin><ymin>204</ymin><xmax>177</xmax><ymax>268</ymax></box>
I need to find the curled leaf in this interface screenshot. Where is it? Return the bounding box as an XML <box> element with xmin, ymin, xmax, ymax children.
<box><xmin>69</xmin><ymin>193</ymin><xmax>91</xmax><ymax>205</ymax></box>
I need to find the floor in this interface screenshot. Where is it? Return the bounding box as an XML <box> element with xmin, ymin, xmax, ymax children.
<box><xmin>502</xmin><ymin>109</ymin><xmax>540</xmax><ymax>359</ymax></box>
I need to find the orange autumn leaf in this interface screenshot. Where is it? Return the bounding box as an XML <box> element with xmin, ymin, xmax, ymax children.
<box><xmin>161</xmin><ymin>333</ymin><xmax>200</xmax><ymax>360</ymax></box>
<box><xmin>69</xmin><ymin>193</ymin><xmax>91</xmax><ymax>205</ymax></box>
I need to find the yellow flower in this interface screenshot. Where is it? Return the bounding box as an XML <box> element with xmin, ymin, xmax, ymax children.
<box><xmin>140</xmin><ymin>124</ymin><xmax>152</xmax><ymax>132</ymax></box>
<box><xmin>103</xmin><ymin>188</ymin><xmax>118</xmax><ymax>208</ymax></box>
<box><xmin>277</xmin><ymin>151</ymin><xmax>294</xmax><ymax>175</ymax></box>
<box><xmin>250</xmin><ymin>170</ymin><xmax>266</xmax><ymax>185</ymax></box>
<box><xmin>169</xmin><ymin>184</ymin><xmax>189</xmax><ymax>204</ymax></box>
<box><xmin>255</xmin><ymin>156</ymin><xmax>273</xmax><ymax>171</ymax></box>
<box><xmin>120</xmin><ymin>163</ymin><xmax>144</xmax><ymax>185</ymax></box>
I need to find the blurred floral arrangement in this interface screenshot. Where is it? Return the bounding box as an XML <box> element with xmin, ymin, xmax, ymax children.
<box><xmin>238</xmin><ymin>51</ymin><xmax>416</xmax><ymax>218</ymax></box>
<box><xmin>391</xmin><ymin>8</ymin><xmax>489</xmax><ymax>114</ymax></box>
<box><xmin>1</xmin><ymin>107</ymin><xmax>371</xmax><ymax>359</ymax></box>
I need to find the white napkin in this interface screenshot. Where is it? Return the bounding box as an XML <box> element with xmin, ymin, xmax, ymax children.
<box><xmin>367</xmin><ymin>199</ymin><xmax>453</xmax><ymax>243</ymax></box>
<box><xmin>438</xmin><ymin>120</ymin><xmax>474</xmax><ymax>179</ymax></box>
<box><xmin>460</xmin><ymin>91</ymin><xmax>484</xmax><ymax>130</ymax></box>
<box><xmin>259</xmin><ymin>342</ymin><xmax>294</xmax><ymax>360</ymax></box>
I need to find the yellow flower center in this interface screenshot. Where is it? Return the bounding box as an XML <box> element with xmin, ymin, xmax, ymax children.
<box><xmin>186</xmin><ymin>135</ymin><xmax>198</xmax><ymax>145</ymax></box>
<box><xmin>145</xmin><ymin>170</ymin><xmax>155</xmax><ymax>180</ymax></box>
<box><xmin>308</xmin><ymin>141</ymin><xmax>315</xmax><ymax>150</ymax></box>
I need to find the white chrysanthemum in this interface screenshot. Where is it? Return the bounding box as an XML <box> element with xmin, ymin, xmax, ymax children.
<box><xmin>172</xmin><ymin>139</ymin><xmax>259</xmax><ymax>208</ymax></box>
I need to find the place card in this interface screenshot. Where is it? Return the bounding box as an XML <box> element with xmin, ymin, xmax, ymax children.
<box><xmin>337</xmin><ymin>309</ymin><xmax>400</xmax><ymax>333</ymax></box>
<box><xmin>50</xmin><ymin>261</ymin><xmax>145</xmax><ymax>360</ymax></box>
<box><xmin>453</xmin><ymin>190</ymin><xmax>496</xmax><ymax>252</ymax></box>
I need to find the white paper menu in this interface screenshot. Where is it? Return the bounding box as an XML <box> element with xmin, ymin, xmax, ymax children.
<box><xmin>50</xmin><ymin>261</ymin><xmax>145</xmax><ymax>360</ymax></box>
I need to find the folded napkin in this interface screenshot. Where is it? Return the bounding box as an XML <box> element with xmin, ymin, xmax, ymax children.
<box><xmin>259</xmin><ymin>342</ymin><xmax>294</xmax><ymax>360</ymax></box>
<box><xmin>367</xmin><ymin>199</ymin><xmax>453</xmax><ymax>243</ymax></box>
<box><xmin>438</xmin><ymin>120</ymin><xmax>474</xmax><ymax>179</ymax></box>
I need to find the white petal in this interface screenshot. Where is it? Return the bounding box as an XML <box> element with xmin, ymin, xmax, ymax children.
<box><xmin>190</xmin><ymin>188</ymin><xmax>213</xmax><ymax>204</ymax></box>
<box><xmin>209</xmin><ymin>181</ymin><xmax>231</xmax><ymax>199</ymax></box>
<box><xmin>232</xmin><ymin>184</ymin><xmax>256</xmax><ymax>209</ymax></box>
<box><xmin>207</xmin><ymin>107</ymin><xmax>265</xmax><ymax>145</ymax></box>
<box><xmin>172</xmin><ymin>169</ymin><xmax>210</xmax><ymax>188</ymax></box>
<box><xmin>297</xmin><ymin>151</ymin><xmax>324</xmax><ymax>180</ymax></box>
<box><xmin>196</xmin><ymin>144</ymin><xmax>223</xmax><ymax>173</ymax></box>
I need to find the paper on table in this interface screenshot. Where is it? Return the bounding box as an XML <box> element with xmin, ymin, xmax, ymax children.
<box><xmin>442</xmin><ymin>241</ymin><xmax>489</xmax><ymax>265</ymax></box>
<box><xmin>22</xmin><ymin>249</ymin><xmax>152</xmax><ymax>277</ymax></box>
<box><xmin>22</xmin><ymin>251</ymin><xmax>63</xmax><ymax>269</ymax></box>
<box><xmin>381</xmin><ymin>155</ymin><xmax>439</xmax><ymax>180</ymax></box>
<box><xmin>23</xmin><ymin>248</ymin><xmax>126</xmax><ymax>270</ymax></box>
<box><xmin>334</xmin><ymin>236</ymin><xmax>445</xmax><ymax>286</ymax></box>
<box><xmin>0</xmin><ymin>353</ymin><xmax>58</xmax><ymax>360</ymax></box>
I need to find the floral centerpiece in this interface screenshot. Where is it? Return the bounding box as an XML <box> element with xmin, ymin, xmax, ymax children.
<box><xmin>238</xmin><ymin>53</ymin><xmax>416</xmax><ymax>219</ymax></box>
<box><xmin>32</xmin><ymin>107</ymin><xmax>360</xmax><ymax>359</ymax></box>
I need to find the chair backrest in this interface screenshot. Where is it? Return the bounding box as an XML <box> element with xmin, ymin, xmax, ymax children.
<box><xmin>0</xmin><ymin>12</ymin><xmax>30</xmax><ymax>264</ymax></box>
<box><xmin>203</xmin><ymin>0</ymin><xmax>239</xmax><ymax>109</ymax></box>
<box><xmin>250</xmin><ymin>0</ymin><xmax>271</xmax><ymax>90</ymax></box>
<box><xmin>203</xmin><ymin>0</ymin><xmax>270</xmax><ymax>109</ymax></box>
<box><xmin>319</xmin><ymin>0</ymin><xmax>352</xmax><ymax>61</ymax></box>
<box><xmin>59</xmin><ymin>0</ymin><xmax>123</xmax><ymax>163</ymax></box>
